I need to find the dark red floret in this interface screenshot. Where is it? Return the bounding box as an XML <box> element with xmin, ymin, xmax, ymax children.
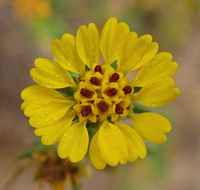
<box><xmin>106</xmin><ymin>88</ymin><xmax>117</xmax><ymax>96</ymax></box>
<box><xmin>81</xmin><ymin>106</ymin><xmax>92</xmax><ymax>117</ymax></box>
<box><xmin>123</xmin><ymin>86</ymin><xmax>132</xmax><ymax>94</ymax></box>
<box><xmin>80</xmin><ymin>88</ymin><xmax>93</xmax><ymax>98</ymax></box>
<box><xmin>115</xmin><ymin>104</ymin><xmax>124</xmax><ymax>114</ymax></box>
<box><xmin>94</xmin><ymin>65</ymin><xmax>102</xmax><ymax>74</ymax></box>
<box><xmin>98</xmin><ymin>101</ymin><xmax>108</xmax><ymax>112</ymax></box>
<box><xmin>90</xmin><ymin>77</ymin><xmax>100</xmax><ymax>86</ymax></box>
<box><xmin>109</xmin><ymin>73</ymin><xmax>119</xmax><ymax>82</ymax></box>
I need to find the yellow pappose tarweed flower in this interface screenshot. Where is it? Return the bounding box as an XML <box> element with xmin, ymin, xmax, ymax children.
<box><xmin>21</xmin><ymin>18</ymin><xmax>180</xmax><ymax>170</ymax></box>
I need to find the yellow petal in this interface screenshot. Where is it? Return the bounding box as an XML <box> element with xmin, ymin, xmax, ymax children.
<box><xmin>21</xmin><ymin>85</ymin><xmax>65</xmax><ymax>101</ymax></box>
<box><xmin>57</xmin><ymin>121</ymin><xmax>89</xmax><ymax>162</ymax></box>
<box><xmin>134</xmin><ymin>52</ymin><xmax>178</xmax><ymax>87</ymax></box>
<box><xmin>21</xmin><ymin>85</ymin><xmax>74</xmax><ymax>128</ymax></box>
<box><xmin>24</xmin><ymin>99</ymin><xmax>69</xmax><ymax>116</ymax></box>
<box><xmin>51</xmin><ymin>33</ymin><xmax>85</xmax><ymax>75</ymax></box>
<box><xmin>28</xmin><ymin>100</ymin><xmax>74</xmax><ymax>128</ymax></box>
<box><xmin>131</xmin><ymin>113</ymin><xmax>172</xmax><ymax>144</ymax></box>
<box><xmin>89</xmin><ymin>131</ymin><xmax>106</xmax><ymax>170</ymax></box>
<box><xmin>21</xmin><ymin>101</ymin><xmax>28</xmax><ymax>111</ymax></box>
<box><xmin>76</xmin><ymin>23</ymin><xmax>100</xmax><ymax>68</ymax></box>
<box><xmin>117</xmin><ymin>32</ymin><xmax>137</xmax><ymax>72</ymax></box>
<box><xmin>100</xmin><ymin>17</ymin><xmax>130</xmax><ymax>64</ymax></box>
<box><xmin>134</xmin><ymin>41</ymin><xmax>159</xmax><ymax>70</ymax></box>
<box><xmin>116</xmin><ymin>122</ymin><xmax>146</xmax><ymax>160</ymax></box>
<box><xmin>133</xmin><ymin>77</ymin><xmax>181</xmax><ymax>107</ymax></box>
<box><xmin>30</xmin><ymin>58</ymin><xmax>75</xmax><ymax>89</ymax></box>
<box><xmin>118</xmin><ymin>34</ymin><xmax>158</xmax><ymax>72</ymax></box>
<box><xmin>34</xmin><ymin>111</ymin><xmax>75</xmax><ymax>145</ymax></box>
<box><xmin>98</xmin><ymin>122</ymin><xmax>128</xmax><ymax>166</ymax></box>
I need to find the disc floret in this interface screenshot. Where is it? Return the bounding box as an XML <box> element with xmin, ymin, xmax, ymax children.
<box><xmin>74</xmin><ymin>65</ymin><xmax>133</xmax><ymax>122</ymax></box>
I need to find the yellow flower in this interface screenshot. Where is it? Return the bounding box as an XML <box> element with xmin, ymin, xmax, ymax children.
<box><xmin>21</xmin><ymin>18</ymin><xmax>180</xmax><ymax>170</ymax></box>
<box><xmin>12</xmin><ymin>0</ymin><xmax>52</xmax><ymax>20</ymax></box>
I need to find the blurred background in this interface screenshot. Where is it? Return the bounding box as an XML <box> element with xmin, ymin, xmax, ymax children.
<box><xmin>0</xmin><ymin>0</ymin><xmax>200</xmax><ymax>189</ymax></box>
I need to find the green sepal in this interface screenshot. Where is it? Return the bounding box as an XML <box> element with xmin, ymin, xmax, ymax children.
<box><xmin>86</xmin><ymin>122</ymin><xmax>98</xmax><ymax>140</ymax></box>
<box><xmin>69</xmin><ymin>71</ymin><xmax>79</xmax><ymax>84</ymax></box>
<box><xmin>111</xmin><ymin>60</ymin><xmax>117</xmax><ymax>70</ymax></box>
<box><xmin>134</xmin><ymin>86</ymin><xmax>142</xmax><ymax>93</ymax></box>
<box><xmin>69</xmin><ymin>71</ymin><xmax>79</xmax><ymax>79</ymax></box>
<box><xmin>85</xmin><ymin>65</ymin><xmax>90</xmax><ymax>71</ymax></box>
<box><xmin>57</xmin><ymin>87</ymin><xmax>75</xmax><ymax>97</ymax></box>
<box><xmin>132</xmin><ymin>102</ymin><xmax>150</xmax><ymax>113</ymax></box>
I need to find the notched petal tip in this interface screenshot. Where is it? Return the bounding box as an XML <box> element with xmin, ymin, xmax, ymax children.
<box><xmin>131</xmin><ymin>112</ymin><xmax>172</xmax><ymax>144</ymax></box>
<box><xmin>61</xmin><ymin>33</ymin><xmax>75</xmax><ymax>41</ymax></box>
<box><xmin>106</xmin><ymin>17</ymin><xmax>118</xmax><ymax>24</ymax></box>
<box><xmin>51</xmin><ymin>38</ymin><xmax>60</xmax><ymax>49</ymax></box>
<box><xmin>97</xmin><ymin>122</ymin><xmax>129</xmax><ymax>167</ymax></box>
<box><xmin>57</xmin><ymin>121</ymin><xmax>89</xmax><ymax>162</ymax></box>
<box><xmin>89</xmin><ymin>131</ymin><xmax>107</xmax><ymax>170</ymax></box>
<box><xmin>139</xmin><ymin>34</ymin><xmax>153</xmax><ymax>43</ymax></box>
<box><xmin>76</xmin><ymin>22</ymin><xmax>100</xmax><ymax>69</ymax></box>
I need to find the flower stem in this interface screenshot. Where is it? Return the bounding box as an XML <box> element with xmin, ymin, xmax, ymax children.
<box><xmin>71</xmin><ymin>177</ymin><xmax>79</xmax><ymax>190</ymax></box>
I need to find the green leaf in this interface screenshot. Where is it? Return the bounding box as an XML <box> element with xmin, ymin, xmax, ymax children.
<box><xmin>71</xmin><ymin>177</ymin><xmax>79</xmax><ymax>190</ymax></box>
<box><xmin>15</xmin><ymin>141</ymin><xmax>56</xmax><ymax>160</ymax></box>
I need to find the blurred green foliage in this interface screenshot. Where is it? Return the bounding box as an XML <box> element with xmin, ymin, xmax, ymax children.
<box><xmin>15</xmin><ymin>141</ymin><xmax>57</xmax><ymax>160</ymax></box>
<box><xmin>12</xmin><ymin>0</ymin><xmax>199</xmax><ymax>51</ymax></box>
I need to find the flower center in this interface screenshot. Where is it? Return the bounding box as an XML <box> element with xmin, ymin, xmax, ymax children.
<box><xmin>74</xmin><ymin>64</ymin><xmax>133</xmax><ymax>122</ymax></box>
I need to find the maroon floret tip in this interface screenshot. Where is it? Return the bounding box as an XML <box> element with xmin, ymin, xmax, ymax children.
<box><xmin>81</xmin><ymin>106</ymin><xmax>92</xmax><ymax>117</ymax></box>
<box><xmin>98</xmin><ymin>101</ymin><xmax>108</xmax><ymax>112</ymax></box>
<box><xmin>94</xmin><ymin>65</ymin><xmax>102</xmax><ymax>74</ymax></box>
<box><xmin>109</xmin><ymin>73</ymin><xmax>119</xmax><ymax>82</ymax></box>
<box><xmin>80</xmin><ymin>88</ymin><xmax>93</xmax><ymax>98</ymax></box>
<box><xmin>115</xmin><ymin>104</ymin><xmax>124</xmax><ymax>114</ymax></box>
<box><xmin>123</xmin><ymin>86</ymin><xmax>132</xmax><ymax>94</ymax></box>
<box><xmin>106</xmin><ymin>88</ymin><xmax>117</xmax><ymax>96</ymax></box>
<box><xmin>90</xmin><ymin>77</ymin><xmax>100</xmax><ymax>86</ymax></box>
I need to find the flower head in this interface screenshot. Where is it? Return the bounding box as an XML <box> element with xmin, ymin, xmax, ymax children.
<box><xmin>21</xmin><ymin>18</ymin><xmax>180</xmax><ymax>169</ymax></box>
